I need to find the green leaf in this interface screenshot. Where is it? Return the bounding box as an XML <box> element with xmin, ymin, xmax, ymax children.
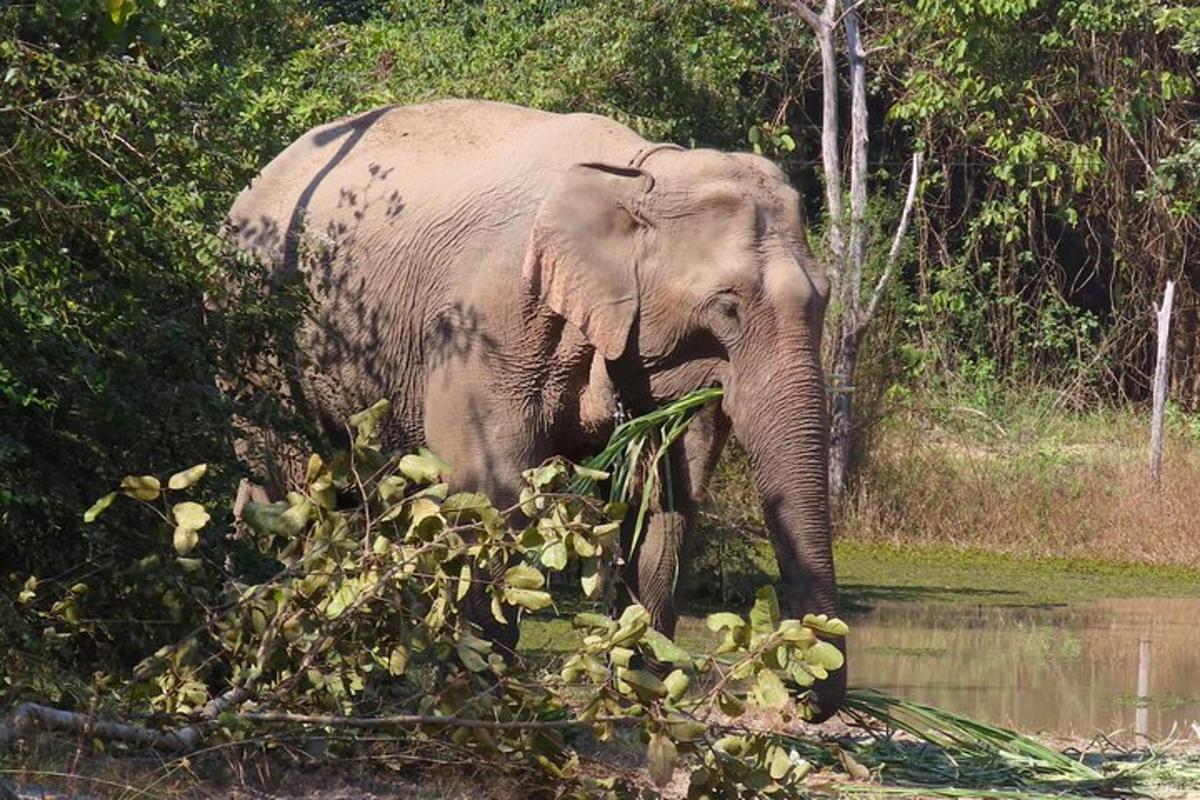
<box><xmin>754</xmin><ymin>668</ymin><xmax>789</xmax><ymax>710</ymax></box>
<box><xmin>664</xmin><ymin>669</ymin><xmax>689</xmax><ymax>701</ymax></box>
<box><xmin>610</xmin><ymin>647</ymin><xmax>634</xmax><ymax>668</ymax></box>
<box><xmin>176</xmin><ymin>557</ymin><xmax>203</xmax><ymax>573</ymax></box>
<box><xmin>527</xmin><ymin>463</ymin><xmax>565</xmax><ymax>489</ymax></box>
<box><xmin>572</xmin><ymin>612</ymin><xmax>615</xmax><ymax>632</ymax></box>
<box><xmin>668</xmin><ymin>718</ymin><xmax>707</xmax><ymax>741</ymax></box>
<box><xmin>643</xmin><ymin>628</ymin><xmax>690</xmax><ymax>666</ymax></box>
<box><xmin>808</xmin><ymin>640</ymin><xmax>845</xmax><ymax>671</ymax></box>
<box><xmin>504</xmin><ymin>563</ymin><xmax>545</xmax><ymax>590</ymax></box>
<box><xmin>706</xmin><ymin>612</ymin><xmax>745</xmax><ymax>633</ymax></box>
<box><xmin>348</xmin><ymin>398</ymin><xmax>390</xmax><ymax>443</ymax></box>
<box><xmin>442</xmin><ymin>491</ymin><xmax>491</xmax><ymax>515</ymax></box>
<box><xmin>172</xmin><ymin>501</ymin><xmax>210</xmax><ymax>531</ymax></box>
<box><xmin>717</xmin><ymin>691</ymin><xmax>745</xmax><ymax>718</ymax></box>
<box><xmin>120</xmin><ymin>475</ymin><xmax>161</xmax><ymax>501</ymax></box>
<box><xmin>647</xmin><ymin>733</ymin><xmax>677</xmax><ymax>787</ymax></box>
<box><xmin>768</xmin><ymin>745</ymin><xmax>792</xmax><ymax>781</ymax></box>
<box><xmin>167</xmin><ymin>463</ymin><xmax>207</xmax><ymax>490</ymax></box>
<box><xmin>173</xmin><ymin>525</ymin><xmax>199</xmax><ymax>555</ymax></box>
<box><xmin>503</xmin><ymin>588</ymin><xmax>552</xmax><ymax>611</ymax></box>
<box><xmin>801</xmin><ymin>613</ymin><xmax>849</xmax><ymax>637</ymax></box>
<box><xmin>778</xmin><ymin>619</ymin><xmax>817</xmax><ymax>645</ymax></box>
<box><xmin>749</xmin><ymin>585</ymin><xmax>781</xmax><ymax>636</ymax></box>
<box><xmin>621</xmin><ymin>669</ymin><xmax>667</xmax><ymax>701</ymax></box>
<box><xmin>602</xmin><ymin>501</ymin><xmax>628</xmax><ymax>521</ymax></box>
<box><xmin>83</xmin><ymin>492</ymin><xmax>117</xmax><ymax>523</ymax></box>
<box><xmin>388</xmin><ymin>645</ymin><xmax>409</xmax><ymax>676</ymax></box>
<box><xmin>18</xmin><ymin>576</ymin><xmax>36</xmax><ymax>605</ymax></box>
<box><xmin>457</xmin><ymin>563</ymin><xmax>472</xmax><ymax>601</ymax></box>
<box><xmin>305</xmin><ymin>454</ymin><xmax>326</xmax><ymax>484</ymax></box>
<box><xmin>398</xmin><ymin>453</ymin><xmax>442</xmax><ymax>484</ymax></box>
<box><xmin>456</xmin><ymin>641</ymin><xmax>489</xmax><ymax>672</ymax></box>
<box><xmin>573</xmin><ymin>464</ymin><xmax>609</xmax><ymax>481</ymax></box>
<box><xmin>540</xmin><ymin>540</ymin><xmax>569</xmax><ymax>571</ymax></box>
<box><xmin>579</xmin><ymin>558</ymin><xmax>602</xmax><ymax>599</ymax></box>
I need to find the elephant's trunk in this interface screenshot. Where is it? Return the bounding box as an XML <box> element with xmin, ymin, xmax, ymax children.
<box><xmin>725</xmin><ymin>337</ymin><xmax>846</xmax><ymax>722</ymax></box>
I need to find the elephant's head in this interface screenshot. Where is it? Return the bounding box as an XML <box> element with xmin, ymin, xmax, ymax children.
<box><xmin>523</xmin><ymin>148</ymin><xmax>844</xmax><ymax>720</ymax></box>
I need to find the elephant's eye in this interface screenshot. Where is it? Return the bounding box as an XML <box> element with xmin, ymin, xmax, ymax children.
<box><xmin>705</xmin><ymin>292</ymin><xmax>743</xmax><ymax>339</ymax></box>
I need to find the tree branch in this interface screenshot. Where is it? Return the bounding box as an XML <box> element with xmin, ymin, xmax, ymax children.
<box><xmin>787</xmin><ymin>0</ymin><xmax>824</xmax><ymax>34</ymax></box>
<box><xmin>860</xmin><ymin>151</ymin><xmax>924</xmax><ymax>333</ymax></box>
<box><xmin>0</xmin><ymin>700</ymin><xmax>641</xmax><ymax>753</ymax></box>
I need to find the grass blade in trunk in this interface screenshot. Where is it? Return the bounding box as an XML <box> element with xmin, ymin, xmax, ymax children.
<box><xmin>573</xmin><ymin>387</ymin><xmax>723</xmax><ymax>555</ymax></box>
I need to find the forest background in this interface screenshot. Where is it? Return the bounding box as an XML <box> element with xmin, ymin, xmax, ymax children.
<box><xmin>2</xmin><ymin>0</ymin><xmax>1199</xmax><ymax>683</ymax></box>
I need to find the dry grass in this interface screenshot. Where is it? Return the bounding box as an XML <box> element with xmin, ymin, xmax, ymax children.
<box><xmin>0</xmin><ymin>733</ymin><xmax>541</xmax><ymax>799</ymax></box>
<box><xmin>839</xmin><ymin>405</ymin><xmax>1200</xmax><ymax>567</ymax></box>
<box><xmin>699</xmin><ymin>402</ymin><xmax>1200</xmax><ymax>569</ymax></box>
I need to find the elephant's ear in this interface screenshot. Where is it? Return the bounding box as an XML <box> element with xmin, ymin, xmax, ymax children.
<box><xmin>523</xmin><ymin>162</ymin><xmax>651</xmax><ymax>360</ymax></box>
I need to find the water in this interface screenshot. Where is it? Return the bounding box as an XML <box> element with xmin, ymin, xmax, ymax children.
<box><xmin>849</xmin><ymin>597</ymin><xmax>1200</xmax><ymax>740</ymax></box>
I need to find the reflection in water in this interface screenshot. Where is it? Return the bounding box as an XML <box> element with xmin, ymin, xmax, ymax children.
<box><xmin>848</xmin><ymin>597</ymin><xmax>1200</xmax><ymax>740</ymax></box>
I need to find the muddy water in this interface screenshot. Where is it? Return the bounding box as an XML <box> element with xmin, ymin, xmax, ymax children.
<box><xmin>849</xmin><ymin>597</ymin><xmax>1200</xmax><ymax>740</ymax></box>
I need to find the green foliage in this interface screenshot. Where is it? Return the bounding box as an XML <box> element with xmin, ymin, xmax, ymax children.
<box><xmin>11</xmin><ymin>402</ymin><xmax>849</xmax><ymax>796</ymax></box>
<box><xmin>0</xmin><ymin>0</ymin><xmax>327</xmax><ymax>667</ymax></box>
<box><xmin>246</xmin><ymin>0</ymin><xmax>799</xmax><ymax>147</ymax></box>
<box><xmin>874</xmin><ymin>0</ymin><xmax>1199</xmax><ymax>400</ymax></box>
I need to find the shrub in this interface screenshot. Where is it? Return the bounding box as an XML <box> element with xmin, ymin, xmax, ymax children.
<box><xmin>7</xmin><ymin>400</ymin><xmax>848</xmax><ymax>796</ymax></box>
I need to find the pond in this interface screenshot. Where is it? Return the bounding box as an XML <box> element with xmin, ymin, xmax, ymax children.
<box><xmin>849</xmin><ymin>597</ymin><xmax>1200</xmax><ymax>741</ymax></box>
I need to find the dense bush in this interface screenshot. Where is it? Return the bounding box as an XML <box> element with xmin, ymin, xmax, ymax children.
<box><xmin>1</xmin><ymin>3</ymin><xmax>308</xmax><ymax>667</ymax></box>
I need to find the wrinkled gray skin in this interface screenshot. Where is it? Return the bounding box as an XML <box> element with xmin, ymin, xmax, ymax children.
<box><xmin>226</xmin><ymin>99</ymin><xmax>844</xmax><ymax>719</ymax></box>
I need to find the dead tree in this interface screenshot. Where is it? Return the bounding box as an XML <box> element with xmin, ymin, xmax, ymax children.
<box><xmin>786</xmin><ymin>0</ymin><xmax>923</xmax><ymax>498</ymax></box>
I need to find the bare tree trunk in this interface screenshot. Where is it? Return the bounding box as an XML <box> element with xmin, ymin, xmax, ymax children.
<box><xmin>829</xmin><ymin>154</ymin><xmax>924</xmax><ymax>496</ymax></box>
<box><xmin>786</xmin><ymin>0</ymin><xmax>924</xmax><ymax>499</ymax></box>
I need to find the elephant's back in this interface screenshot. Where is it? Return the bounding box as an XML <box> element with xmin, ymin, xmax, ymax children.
<box><xmin>225</xmin><ymin>99</ymin><xmax>648</xmax><ymax>266</ymax></box>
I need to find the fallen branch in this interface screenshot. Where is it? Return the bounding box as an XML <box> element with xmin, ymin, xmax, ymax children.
<box><xmin>0</xmin><ymin>687</ymin><xmax>251</xmax><ymax>752</ymax></box>
<box><xmin>0</xmin><ymin>698</ymin><xmax>639</xmax><ymax>753</ymax></box>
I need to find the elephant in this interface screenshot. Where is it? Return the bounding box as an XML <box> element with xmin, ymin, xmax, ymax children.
<box><xmin>224</xmin><ymin>99</ymin><xmax>844</xmax><ymax>720</ymax></box>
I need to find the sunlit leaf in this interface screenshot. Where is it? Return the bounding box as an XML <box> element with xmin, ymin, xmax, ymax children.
<box><xmin>750</xmin><ymin>585</ymin><xmax>781</xmax><ymax>636</ymax></box>
<box><xmin>540</xmin><ymin>540</ymin><xmax>568</xmax><ymax>570</ymax></box>
<box><xmin>83</xmin><ymin>492</ymin><xmax>117</xmax><ymax>523</ymax></box>
<box><xmin>754</xmin><ymin>668</ymin><xmax>789</xmax><ymax>709</ymax></box>
<box><xmin>167</xmin><ymin>463</ymin><xmax>208</xmax><ymax>490</ymax></box>
<box><xmin>802</xmin><ymin>613</ymin><xmax>850</xmax><ymax>638</ymax></box>
<box><xmin>664</xmin><ymin>669</ymin><xmax>689</xmax><ymax>701</ymax></box>
<box><xmin>173</xmin><ymin>525</ymin><xmax>199</xmax><ymax>555</ymax></box>
<box><xmin>172</xmin><ymin>501</ymin><xmax>210</xmax><ymax>531</ymax></box>
<box><xmin>504</xmin><ymin>563</ymin><xmax>545</xmax><ymax>590</ymax></box>
<box><xmin>120</xmin><ymin>475</ymin><xmax>161</xmax><ymax>501</ymax></box>
<box><xmin>503</xmin><ymin>588</ymin><xmax>552</xmax><ymax>611</ymax></box>
<box><xmin>399</xmin><ymin>453</ymin><xmax>442</xmax><ymax>484</ymax></box>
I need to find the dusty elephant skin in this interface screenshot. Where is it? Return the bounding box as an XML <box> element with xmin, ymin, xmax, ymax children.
<box><xmin>225</xmin><ymin>99</ymin><xmax>844</xmax><ymax>719</ymax></box>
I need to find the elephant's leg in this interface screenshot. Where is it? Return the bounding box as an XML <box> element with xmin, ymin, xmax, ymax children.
<box><xmin>423</xmin><ymin>367</ymin><xmax>540</xmax><ymax>657</ymax></box>
<box><xmin>625</xmin><ymin>403</ymin><xmax>731</xmax><ymax>637</ymax></box>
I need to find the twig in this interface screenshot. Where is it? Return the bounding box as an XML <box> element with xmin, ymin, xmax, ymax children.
<box><xmin>235</xmin><ymin>711</ymin><xmax>638</xmax><ymax>731</ymax></box>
